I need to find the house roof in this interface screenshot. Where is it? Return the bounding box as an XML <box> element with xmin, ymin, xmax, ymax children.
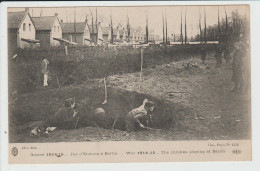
<box><xmin>101</xmin><ymin>27</ymin><xmax>110</xmax><ymax>35</ymax></box>
<box><xmin>89</xmin><ymin>24</ymin><xmax>99</xmax><ymax>34</ymax></box>
<box><xmin>119</xmin><ymin>29</ymin><xmax>125</xmax><ymax>36</ymax></box>
<box><xmin>61</xmin><ymin>22</ymin><xmax>87</xmax><ymax>33</ymax></box>
<box><xmin>129</xmin><ymin>31</ymin><xmax>134</xmax><ymax>37</ymax></box>
<box><xmin>113</xmin><ymin>28</ymin><xmax>118</xmax><ymax>36</ymax></box>
<box><xmin>8</xmin><ymin>11</ymin><xmax>28</xmax><ymax>29</ymax></box>
<box><xmin>32</xmin><ymin>16</ymin><xmax>57</xmax><ymax>31</ymax></box>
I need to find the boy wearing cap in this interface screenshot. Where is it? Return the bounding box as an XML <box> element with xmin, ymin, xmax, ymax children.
<box><xmin>49</xmin><ymin>98</ymin><xmax>80</xmax><ymax>129</ymax></box>
<box><xmin>125</xmin><ymin>99</ymin><xmax>155</xmax><ymax>132</ymax></box>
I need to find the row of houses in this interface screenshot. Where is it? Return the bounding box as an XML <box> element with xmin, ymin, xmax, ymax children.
<box><xmin>8</xmin><ymin>10</ymin><xmax>156</xmax><ymax>50</ymax></box>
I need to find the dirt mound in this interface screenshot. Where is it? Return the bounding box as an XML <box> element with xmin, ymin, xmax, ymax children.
<box><xmin>10</xmin><ymin>86</ymin><xmax>193</xmax><ymax>132</ymax></box>
<box><xmin>77</xmin><ymin>88</ymin><xmax>192</xmax><ymax>130</ymax></box>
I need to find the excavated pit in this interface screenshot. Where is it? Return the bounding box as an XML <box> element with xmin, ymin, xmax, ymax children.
<box><xmin>76</xmin><ymin>87</ymin><xmax>191</xmax><ymax>131</ymax></box>
<box><xmin>10</xmin><ymin>87</ymin><xmax>193</xmax><ymax>133</ymax></box>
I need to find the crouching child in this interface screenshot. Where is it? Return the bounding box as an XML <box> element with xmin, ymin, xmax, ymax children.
<box><xmin>48</xmin><ymin>98</ymin><xmax>80</xmax><ymax>129</ymax></box>
<box><xmin>125</xmin><ymin>99</ymin><xmax>155</xmax><ymax>132</ymax></box>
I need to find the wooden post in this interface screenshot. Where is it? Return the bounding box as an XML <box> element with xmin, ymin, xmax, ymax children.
<box><xmin>138</xmin><ymin>48</ymin><xmax>144</xmax><ymax>91</ymax></box>
<box><xmin>102</xmin><ymin>77</ymin><xmax>107</xmax><ymax>104</ymax></box>
<box><xmin>56</xmin><ymin>75</ymin><xmax>60</xmax><ymax>88</ymax></box>
<box><xmin>65</xmin><ymin>45</ymin><xmax>68</xmax><ymax>56</ymax></box>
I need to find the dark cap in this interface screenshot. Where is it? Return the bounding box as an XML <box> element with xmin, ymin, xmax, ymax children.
<box><xmin>145</xmin><ymin>101</ymin><xmax>155</xmax><ymax>108</ymax></box>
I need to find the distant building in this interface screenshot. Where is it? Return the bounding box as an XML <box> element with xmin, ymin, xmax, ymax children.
<box><xmin>102</xmin><ymin>26</ymin><xmax>129</xmax><ymax>44</ymax></box>
<box><xmin>8</xmin><ymin>11</ymin><xmax>39</xmax><ymax>50</ymax></box>
<box><xmin>61</xmin><ymin>21</ymin><xmax>91</xmax><ymax>46</ymax></box>
<box><xmin>119</xmin><ymin>28</ymin><xmax>127</xmax><ymax>42</ymax></box>
<box><xmin>101</xmin><ymin>26</ymin><xmax>111</xmax><ymax>43</ymax></box>
<box><xmin>89</xmin><ymin>24</ymin><xmax>103</xmax><ymax>45</ymax></box>
<box><xmin>32</xmin><ymin>14</ymin><xmax>62</xmax><ymax>47</ymax></box>
<box><xmin>113</xmin><ymin>27</ymin><xmax>120</xmax><ymax>41</ymax></box>
<box><xmin>129</xmin><ymin>30</ymin><xmax>135</xmax><ymax>42</ymax></box>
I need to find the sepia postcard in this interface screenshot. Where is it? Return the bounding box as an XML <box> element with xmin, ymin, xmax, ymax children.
<box><xmin>1</xmin><ymin>2</ymin><xmax>253</xmax><ymax>165</ymax></box>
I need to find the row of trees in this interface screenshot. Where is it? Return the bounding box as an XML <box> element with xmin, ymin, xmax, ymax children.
<box><xmin>194</xmin><ymin>8</ymin><xmax>249</xmax><ymax>43</ymax></box>
<box><xmin>72</xmin><ymin>7</ymin><xmax>249</xmax><ymax>45</ymax></box>
<box><xmin>162</xmin><ymin>7</ymin><xmax>249</xmax><ymax>44</ymax></box>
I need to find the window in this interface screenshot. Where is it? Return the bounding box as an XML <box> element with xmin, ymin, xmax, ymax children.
<box><xmin>23</xmin><ymin>23</ymin><xmax>26</xmax><ymax>31</ymax></box>
<box><xmin>29</xmin><ymin>24</ymin><xmax>31</xmax><ymax>31</ymax></box>
<box><xmin>54</xmin><ymin>26</ymin><xmax>56</xmax><ymax>32</ymax></box>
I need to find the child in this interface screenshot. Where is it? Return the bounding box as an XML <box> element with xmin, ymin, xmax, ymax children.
<box><xmin>49</xmin><ymin>98</ymin><xmax>79</xmax><ymax>129</ymax></box>
<box><xmin>125</xmin><ymin>99</ymin><xmax>155</xmax><ymax>132</ymax></box>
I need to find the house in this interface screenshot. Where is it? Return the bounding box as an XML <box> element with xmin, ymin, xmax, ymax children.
<box><xmin>61</xmin><ymin>21</ymin><xmax>91</xmax><ymax>46</ymax></box>
<box><xmin>89</xmin><ymin>24</ymin><xmax>103</xmax><ymax>45</ymax></box>
<box><xmin>31</xmin><ymin>14</ymin><xmax>62</xmax><ymax>47</ymax></box>
<box><xmin>119</xmin><ymin>28</ymin><xmax>127</xmax><ymax>42</ymax></box>
<box><xmin>101</xmin><ymin>26</ymin><xmax>111</xmax><ymax>43</ymax></box>
<box><xmin>113</xmin><ymin>28</ymin><xmax>120</xmax><ymax>42</ymax></box>
<box><xmin>129</xmin><ymin>30</ymin><xmax>135</xmax><ymax>42</ymax></box>
<box><xmin>134</xmin><ymin>32</ymin><xmax>140</xmax><ymax>41</ymax></box>
<box><xmin>8</xmin><ymin>10</ymin><xmax>39</xmax><ymax>50</ymax></box>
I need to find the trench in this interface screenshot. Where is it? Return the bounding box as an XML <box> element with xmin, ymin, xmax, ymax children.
<box><xmin>75</xmin><ymin>87</ymin><xmax>191</xmax><ymax>131</ymax></box>
<box><xmin>10</xmin><ymin>87</ymin><xmax>193</xmax><ymax>132</ymax></box>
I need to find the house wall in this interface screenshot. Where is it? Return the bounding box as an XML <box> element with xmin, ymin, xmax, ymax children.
<box><xmin>74</xmin><ymin>34</ymin><xmax>83</xmax><ymax>45</ymax></box>
<box><xmin>103</xmin><ymin>34</ymin><xmax>109</xmax><ymax>42</ymax></box>
<box><xmin>123</xmin><ymin>31</ymin><xmax>126</xmax><ymax>41</ymax></box>
<box><xmin>17</xmin><ymin>13</ymin><xmax>36</xmax><ymax>49</ymax></box>
<box><xmin>132</xmin><ymin>32</ymin><xmax>135</xmax><ymax>41</ymax></box>
<box><xmin>97</xmin><ymin>27</ymin><xmax>103</xmax><ymax>45</ymax></box>
<box><xmin>50</xmin><ymin>18</ymin><xmax>62</xmax><ymax>46</ymax></box>
<box><xmin>82</xmin><ymin>25</ymin><xmax>91</xmax><ymax>46</ymax></box>
<box><xmin>36</xmin><ymin>31</ymin><xmax>50</xmax><ymax>47</ymax></box>
<box><xmin>103</xmin><ymin>30</ymin><xmax>113</xmax><ymax>43</ymax></box>
<box><xmin>63</xmin><ymin>33</ymin><xmax>85</xmax><ymax>45</ymax></box>
<box><xmin>112</xmin><ymin>35</ymin><xmax>117</xmax><ymax>42</ymax></box>
<box><xmin>8</xmin><ymin>29</ymin><xmax>18</xmax><ymax>55</ymax></box>
<box><xmin>62</xmin><ymin>33</ymin><xmax>71</xmax><ymax>42</ymax></box>
<box><xmin>90</xmin><ymin>33</ymin><xmax>97</xmax><ymax>44</ymax></box>
<box><xmin>116</xmin><ymin>30</ymin><xmax>120</xmax><ymax>41</ymax></box>
<box><xmin>108</xmin><ymin>30</ymin><xmax>111</xmax><ymax>42</ymax></box>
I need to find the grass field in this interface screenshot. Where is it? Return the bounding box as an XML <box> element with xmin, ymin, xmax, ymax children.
<box><xmin>9</xmin><ymin>53</ymin><xmax>250</xmax><ymax>143</ymax></box>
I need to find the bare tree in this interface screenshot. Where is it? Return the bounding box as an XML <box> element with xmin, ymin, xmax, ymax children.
<box><xmin>184</xmin><ymin>7</ymin><xmax>187</xmax><ymax>44</ymax></box>
<box><xmin>110</xmin><ymin>9</ymin><xmax>114</xmax><ymax>44</ymax></box>
<box><xmin>96</xmin><ymin>7</ymin><xmax>98</xmax><ymax>44</ymax></box>
<box><xmin>40</xmin><ymin>8</ymin><xmax>43</xmax><ymax>17</ymax></box>
<box><xmin>74</xmin><ymin>7</ymin><xmax>77</xmax><ymax>42</ymax></box>
<box><xmin>127</xmin><ymin>9</ymin><xmax>130</xmax><ymax>42</ymax></box>
<box><xmin>204</xmin><ymin>7</ymin><xmax>207</xmax><ymax>43</ymax></box>
<box><xmin>199</xmin><ymin>7</ymin><xmax>202</xmax><ymax>43</ymax></box>
<box><xmin>224</xmin><ymin>6</ymin><xmax>228</xmax><ymax>36</ymax></box>
<box><xmin>162</xmin><ymin>9</ymin><xmax>165</xmax><ymax>43</ymax></box>
<box><xmin>180</xmin><ymin>8</ymin><xmax>183</xmax><ymax>45</ymax></box>
<box><xmin>88</xmin><ymin>8</ymin><xmax>94</xmax><ymax>44</ymax></box>
<box><xmin>165</xmin><ymin>9</ymin><xmax>168</xmax><ymax>43</ymax></box>
<box><xmin>218</xmin><ymin>6</ymin><xmax>221</xmax><ymax>42</ymax></box>
<box><xmin>146</xmin><ymin>10</ymin><xmax>149</xmax><ymax>44</ymax></box>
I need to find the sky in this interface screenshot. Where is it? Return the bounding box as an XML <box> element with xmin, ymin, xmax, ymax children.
<box><xmin>8</xmin><ymin>5</ymin><xmax>249</xmax><ymax>38</ymax></box>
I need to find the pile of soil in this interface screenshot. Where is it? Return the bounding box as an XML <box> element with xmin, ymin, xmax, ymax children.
<box><xmin>9</xmin><ymin>86</ymin><xmax>193</xmax><ymax>135</ymax></box>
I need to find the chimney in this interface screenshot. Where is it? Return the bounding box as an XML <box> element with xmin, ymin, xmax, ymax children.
<box><xmin>60</xmin><ymin>20</ymin><xmax>63</xmax><ymax>23</ymax></box>
<box><xmin>54</xmin><ymin>13</ymin><xmax>58</xmax><ymax>17</ymax></box>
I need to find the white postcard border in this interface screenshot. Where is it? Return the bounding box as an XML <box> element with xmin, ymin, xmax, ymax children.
<box><xmin>1</xmin><ymin>1</ymin><xmax>260</xmax><ymax>171</ymax></box>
